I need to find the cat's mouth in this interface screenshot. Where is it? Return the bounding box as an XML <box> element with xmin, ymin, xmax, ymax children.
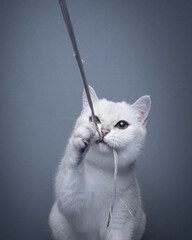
<box><xmin>96</xmin><ymin>139</ymin><xmax>113</xmax><ymax>149</ymax></box>
<box><xmin>96</xmin><ymin>139</ymin><xmax>107</xmax><ymax>145</ymax></box>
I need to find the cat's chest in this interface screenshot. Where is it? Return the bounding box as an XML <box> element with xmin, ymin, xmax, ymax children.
<box><xmin>85</xmin><ymin>162</ymin><xmax>114</xmax><ymax>198</ymax></box>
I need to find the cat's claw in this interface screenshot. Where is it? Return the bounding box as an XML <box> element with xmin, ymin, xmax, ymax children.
<box><xmin>82</xmin><ymin>138</ymin><xmax>89</xmax><ymax>147</ymax></box>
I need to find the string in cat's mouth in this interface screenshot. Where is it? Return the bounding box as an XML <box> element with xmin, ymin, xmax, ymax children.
<box><xmin>96</xmin><ymin>139</ymin><xmax>107</xmax><ymax>145</ymax></box>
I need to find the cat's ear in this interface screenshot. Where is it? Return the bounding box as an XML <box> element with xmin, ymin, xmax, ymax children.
<box><xmin>83</xmin><ymin>86</ymin><xmax>99</xmax><ymax>110</ymax></box>
<box><xmin>131</xmin><ymin>95</ymin><xmax>151</xmax><ymax>123</ymax></box>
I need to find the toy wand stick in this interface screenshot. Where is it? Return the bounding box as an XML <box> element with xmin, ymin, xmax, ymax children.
<box><xmin>58</xmin><ymin>0</ymin><xmax>101</xmax><ymax>139</ymax></box>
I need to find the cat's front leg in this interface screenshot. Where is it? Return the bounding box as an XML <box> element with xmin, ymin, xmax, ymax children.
<box><xmin>55</xmin><ymin>121</ymin><xmax>98</xmax><ymax>219</ymax></box>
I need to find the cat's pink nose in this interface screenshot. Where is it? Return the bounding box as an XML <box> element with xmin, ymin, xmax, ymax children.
<box><xmin>101</xmin><ymin>128</ymin><xmax>110</xmax><ymax>137</ymax></box>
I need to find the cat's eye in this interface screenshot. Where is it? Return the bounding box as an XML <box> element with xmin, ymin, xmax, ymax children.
<box><xmin>89</xmin><ymin>116</ymin><xmax>101</xmax><ymax>124</ymax></box>
<box><xmin>115</xmin><ymin>120</ymin><xmax>129</xmax><ymax>129</ymax></box>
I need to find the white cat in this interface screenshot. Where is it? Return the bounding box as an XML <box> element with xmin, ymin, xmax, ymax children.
<box><xmin>49</xmin><ymin>86</ymin><xmax>151</xmax><ymax>240</ymax></box>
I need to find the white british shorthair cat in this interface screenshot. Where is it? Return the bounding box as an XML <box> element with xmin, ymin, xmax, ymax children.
<box><xmin>49</xmin><ymin>86</ymin><xmax>151</xmax><ymax>240</ymax></box>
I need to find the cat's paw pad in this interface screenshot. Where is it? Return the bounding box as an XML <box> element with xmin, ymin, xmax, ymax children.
<box><xmin>73</xmin><ymin>122</ymin><xmax>96</xmax><ymax>150</ymax></box>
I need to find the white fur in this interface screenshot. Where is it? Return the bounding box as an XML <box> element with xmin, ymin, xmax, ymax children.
<box><xmin>49</xmin><ymin>87</ymin><xmax>151</xmax><ymax>240</ymax></box>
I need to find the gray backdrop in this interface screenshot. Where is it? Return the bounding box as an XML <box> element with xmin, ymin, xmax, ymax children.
<box><xmin>1</xmin><ymin>0</ymin><xmax>192</xmax><ymax>239</ymax></box>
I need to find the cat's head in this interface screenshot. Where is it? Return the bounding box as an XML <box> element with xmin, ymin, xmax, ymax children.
<box><xmin>79</xmin><ymin>86</ymin><xmax>151</xmax><ymax>162</ymax></box>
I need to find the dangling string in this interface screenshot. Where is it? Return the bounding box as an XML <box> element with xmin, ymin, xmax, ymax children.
<box><xmin>107</xmin><ymin>149</ymin><xmax>118</xmax><ymax>227</ymax></box>
<box><xmin>58</xmin><ymin>0</ymin><xmax>118</xmax><ymax>228</ymax></box>
<box><xmin>58</xmin><ymin>0</ymin><xmax>101</xmax><ymax>139</ymax></box>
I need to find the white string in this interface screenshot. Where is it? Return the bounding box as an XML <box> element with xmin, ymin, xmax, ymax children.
<box><xmin>107</xmin><ymin>149</ymin><xmax>118</xmax><ymax>227</ymax></box>
<box><xmin>118</xmin><ymin>197</ymin><xmax>133</xmax><ymax>217</ymax></box>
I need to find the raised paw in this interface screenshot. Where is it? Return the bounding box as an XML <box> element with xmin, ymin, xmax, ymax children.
<box><xmin>73</xmin><ymin>122</ymin><xmax>97</xmax><ymax>151</ymax></box>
